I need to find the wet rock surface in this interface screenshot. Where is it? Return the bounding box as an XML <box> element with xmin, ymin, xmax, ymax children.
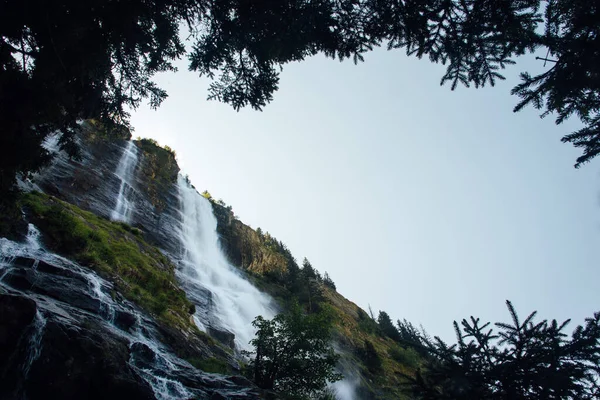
<box><xmin>33</xmin><ymin>123</ymin><xmax>182</xmax><ymax>256</ymax></box>
<box><xmin>0</xmin><ymin>235</ymin><xmax>263</xmax><ymax>399</ymax></box>
<box><xmin>0</xmin><ymin>294</ymin><xmax>37</xmax><ymax>382</ymax></box>
<box><xmin>25</xmin><ymin>319</ymin><xmax>155</xmax><ymax>400</ymax></box>
<box><xmin>208</xmin><ymin>326</ymin><xmax>236</xmax><ymax>349</ymax></box>
<box><xmin>5</xmin><ymin>124</ymin><xmax>281</xmax><ymax>399</ymax></box>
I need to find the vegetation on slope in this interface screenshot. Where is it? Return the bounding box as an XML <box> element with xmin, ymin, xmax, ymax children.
<box><xmin>135</xmin><ymin>138</ymin><xmax>179</xmax><ymax>212</ymax></box>
<box><xmin>209</xmin><ymin>199</ymin><xmax>425</xmax><ymax>399</ymax></box>
<box><xmin>85</xmin><ymin>119</ymin><xmax>132</xmax><ymax>141</ymax></box>
<box><xmin>209</xmin><ymin>195</ymin><xmax>600</xmax><ymax>399</ymax></box>
<box><xmin>323</xmin><ymin>287</ymin><xmax>424</xmax><ymax>399</ymax></box>
<box><xmin>21</xmin><ymin>191</ymin><xmax>192</xmax><ymax>329</ymax></box>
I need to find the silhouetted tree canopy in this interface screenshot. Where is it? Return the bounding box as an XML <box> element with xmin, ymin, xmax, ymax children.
<box><xmin>406</xmin><ymin>300</ymin><xmax>600</xmax><ymax>399</ymax></box>
<box><xmin>2</xmin><ymin>0</ymin><xmax>598</xmax><ymax>192</ymax></box>
<box><xmin>302</xmin><ymin>257</ymin><xmax>317</xmax><ymax>280</ymax></box>
<box><xmin>323</xmin><ymin>272</ymin><xmax>336</xmax><ymax>290</ymax></box>
<box><xmin>378</xmin><ymin>310</ymin><xmax>402</xmax><ymax>342</ymax></box>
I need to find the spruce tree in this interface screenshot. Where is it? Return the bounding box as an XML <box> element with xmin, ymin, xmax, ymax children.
<box><xmin>323</xmin><ymin>272</ymin><xmax>337</xmax><ymax>291</ymax></box>
<box><xmin>378</xmin><ymin>311</ymin><xmax>402</xmax><ymax>342</ymax></box>
<box><xmin>406</xmin><ymin>301</ymin><xmax>600</xmax><ymax>399</ymax></box>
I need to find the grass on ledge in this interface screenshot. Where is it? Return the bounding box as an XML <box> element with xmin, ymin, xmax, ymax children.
<box><xmin>22</xmin><ymin>191</ymin><xmax>193</xmax><ymax>329</ymax></box>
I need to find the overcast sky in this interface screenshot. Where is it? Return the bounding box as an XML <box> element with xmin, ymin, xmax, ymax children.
<box><xmin>129</xmin><ymin>47</ymin><xmax>599</xmax><ymax>342</ymax></box>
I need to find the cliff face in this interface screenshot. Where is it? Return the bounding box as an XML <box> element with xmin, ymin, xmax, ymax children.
<box><xmin>210</xmin><ymin>203</ymin><xmax>419</xmax><ymax>400</ymax></box>
<box><xmin>212</xmin><ymin>203</ymin><xmax>288</xmax><ymax>277</ymax></box>
<box><xmin>1</xmin><ymin>123</ymin><xmax>262</xmax><ymax>399</ymax></box>
<box><xmin>0</xmin><ymin>217</ymin><xmax>258</xmax><ymax>400</ymax></box>
<box><xmin>1</xmin><ymin>122</ymin><xmax>419</xmax><ymax>399</ymax></box>
<box><xmin>34</xmin><ymin>122</ymin><xmax>182</xmax><ymax>256</ymax></box>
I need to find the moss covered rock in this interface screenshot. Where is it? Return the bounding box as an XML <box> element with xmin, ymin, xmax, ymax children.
<box><xmin>211</xmin><ymin>202</ymin><xmax>288</xmax><ymax>277</ymax></box>
<box><xmin>22</xmin><ymin>191</ymin><xmax>191</xmax><ymax>329</ymax></box>
<box><xmin>135</xmin><ymin>138</ymin><xmax>179</xmax><ymax>213</ymax></box>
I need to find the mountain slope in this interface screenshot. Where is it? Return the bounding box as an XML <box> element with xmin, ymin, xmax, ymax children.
<box><xmin>1</xmin><ymin>122</ymin><xmax>422</xmax><ymax>399</ymax></box>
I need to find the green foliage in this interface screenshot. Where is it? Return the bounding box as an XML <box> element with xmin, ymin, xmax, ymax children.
<box><xmin>396</xmin><ymin>319</ymin><xmax>426</xmax><ymax>346</ymax></box>
<box><xmin>302</xmin><ymin>258</ymin><xmax>317</xmax><ymax>280</ymax></box>
<box><xmin>201</xmin><ymin>190</ymin><xmax>212</xmax><ymax>200</ymax></box>
<box><xmin>136</xmin><ymin>138</ymin><xmax>179</xmax><ymax>211</ymax></box>
<box><xmin>2</xmin><ymin>0</ymin><xmax>598</xmax><ymax>195</ymax></box>
<box><xmin>163</xmin><ymin>145</ymin><xmax>176</xmax><ymax>158</ymax></box>
<box><xmin>0</xmin><ymin>0</ymin><xmax>190</xmax><ymax>191</ymax></box>
<box><xmin>396</xmin><ymin>319</ymin><xmax>431</xmax><ymax>358</ymax></box>
<box><xmin>407</xmin><ymin>301</ymin><xmax>600</xmax><ymax>399</ymax></box>
<box><xmin>138</xmin><ymin>138</ymin><xmax>176</xmax><ymax>159</ymax></box>
<box><xmin>378</xmin><ymin>311</ymin><xmax>402</xmax><ymax>342</ymax></box>
<box><xmin>357</xmin><ymin>309</ymin><xmax>379</xmax><ymax>335</ymax></box>
<box><xmin>187</xmin><ymin>357</ymin><xmax>229</xmax><ymax>374</ymax></box>
<box><xmin>369</xmin><ymin>0</ymin><xmax>600</xmax><ymax>166</ymax></box>
<box><xmin>209</xmin><ymin>190</ymin><xmax>425</xmax><ymax>397</ymax></box>
<box><xmin>116</xmin><ymin>222</ymin><xmax>142</xmax><ymax>237</ymax></box>
<box><xmin>244</xmin><ymin>303</ymin><xmax>342</xmax><ymax>398</ymax></box>
<box><xmin>323</xmin><ymin>272</ymin><xmax>336</xmax><ymax>291</ymax></box>
<box><xmin>244</xmin><ymin>232</ymin><xmax>325</xmax><ymax>312</ymax></box>
<box><xmin>388</xmin><ymin>346</ymin><xmax>420</xmax><ymax>370</ymax></box>
<box><xmin>358</xmin><ymin>340</ymin><xmax>382</xmax><ymax>374</ymax></box>
<box><xmin>213</xmin><ymin>198</ymin><xmax>234</xmax><ymax>215</ymax></box>
<box><xmin>22</xmin><ymin>192</ymin><xmax>192</xmax><ymax>329</ymax></box>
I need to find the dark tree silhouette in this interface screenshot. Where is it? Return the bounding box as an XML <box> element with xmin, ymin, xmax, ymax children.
<box><xmin>323</xmin><ymin>272</ymin><xmax>336</xmax><ymax>291</ymax></box>
<box><xmin>2</xmin><ymin>0</ymin><xmax>598</xmax><ymax>192</ymax></box>
<box><xmin>406</xmin><ymin>300</ymin><xmax>600</xmax><ymax>399</ymax></box>
<box><xmin>378</xmin><ymin>310</ymin><xmax>402</xmax><ymax>342</ymax></box>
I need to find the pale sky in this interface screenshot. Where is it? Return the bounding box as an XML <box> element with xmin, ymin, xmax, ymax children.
<box><xmin>130</xmin><ymin>47</ymin><xmax>599</xmax><ymax>343</ymax></box>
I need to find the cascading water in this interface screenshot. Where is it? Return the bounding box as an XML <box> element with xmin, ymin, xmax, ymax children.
<box><xmin>111</xmin><ymin>141</ymin><xmax>139</xmax><ymax>223</ymax></box>
<box><xmin>22</xmin><ymin>311</ymin><xmax>46</xmax><ymax>377</ymax></box>
<box><xmin>0</xmin><ymin>224</ymin><xmax>259</xmax><ymax>399</ymax></box>
<box><xmin>177</xmin><ymin>175</ymin><xmax>276</xmax><ymax>350</ymax></box>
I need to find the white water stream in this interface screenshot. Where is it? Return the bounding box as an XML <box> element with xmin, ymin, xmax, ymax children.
<box><xmin>0</xmin><ymin>225</ymin><xmax>198</xmax><ymax>399</ymax></box>
<box><xmin>111</xmin><ymin>141</ymin><xmax>139</xmax><ymax>223</ymax></box>
<box><xmin>177</xmin><ymin>175</ymin><xmax>276</xmax><ymax>350</ymax></box>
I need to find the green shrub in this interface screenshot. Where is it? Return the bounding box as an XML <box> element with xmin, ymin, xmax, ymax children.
<box><xmin>358</xmin><ymin>340</ymin><xmax>382</xmax><ymax>374</ymax></box>
<box><xmin>388</xmin><ymin>346</ymin><xmax>420</xmax><ymax>369</ymax></box>
<box><xmin>187</xmin><ymin>357</ymin><xmax>229</xmax><ymax>374</ymax></box>
<box><xmin>357</xmin><ymin>309</ymin><xmax>379</xmax><ymax>334</ymax></box>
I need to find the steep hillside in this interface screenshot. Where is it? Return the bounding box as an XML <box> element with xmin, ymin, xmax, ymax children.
<box><xmin>1</xmin><ymin>121</ymin><xmax>424</xmax><ymax>399</ymax></box>
<box><xmin>211</xmin><ymin>201</ymin><xmax>422</xmax><ymax>399</ymax></box>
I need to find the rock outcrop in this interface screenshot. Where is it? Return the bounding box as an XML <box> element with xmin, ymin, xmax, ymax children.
<box><xmin>33</xmin><ymin>122</ymin><xmax>182</xmax><ymax>257</ymax></box>
<box><xmin>0</xmin><ymin>231</ymin><xmax>262</xmax><ymax>399</ymax></box>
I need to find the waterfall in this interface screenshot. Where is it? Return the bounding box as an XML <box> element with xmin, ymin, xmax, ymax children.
<box><xmin>1</xmin><ymin>224</ymin><xmax>44</xmax><ymax>276</ymax></box>
<box><xmin>111</xmin><ymin>141</ymin><xmax>139</xmax><ymax>223</ymax></box>
<box><xmin>177</xmin><ymin>175</ymin><xmax>276</xmax><ymax>350</ymax></box>
<box><xmin>22</xmin><ymin>310</ymin><xmax>47</xmax><ymax>377</ymax></box>
<box><xmin>25</xmin><ymin>224</ymin><xmax>42</xmax><ymax>251</ymax></box>
<box><xmin>1</xmin><ymin>224</ymin><xmax>255</xmax><ymax>399</ymax></box>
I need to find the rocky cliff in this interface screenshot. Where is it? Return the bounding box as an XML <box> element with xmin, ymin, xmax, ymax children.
<box><xmin>211</xmin><ymin>203</ymin><xmax>420</xmax><ymax>400</ymax></box>
<box><xmin>1</xmin><ymin>122</ymin><xmax>419</xmax><ymax>399</ymax></box>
